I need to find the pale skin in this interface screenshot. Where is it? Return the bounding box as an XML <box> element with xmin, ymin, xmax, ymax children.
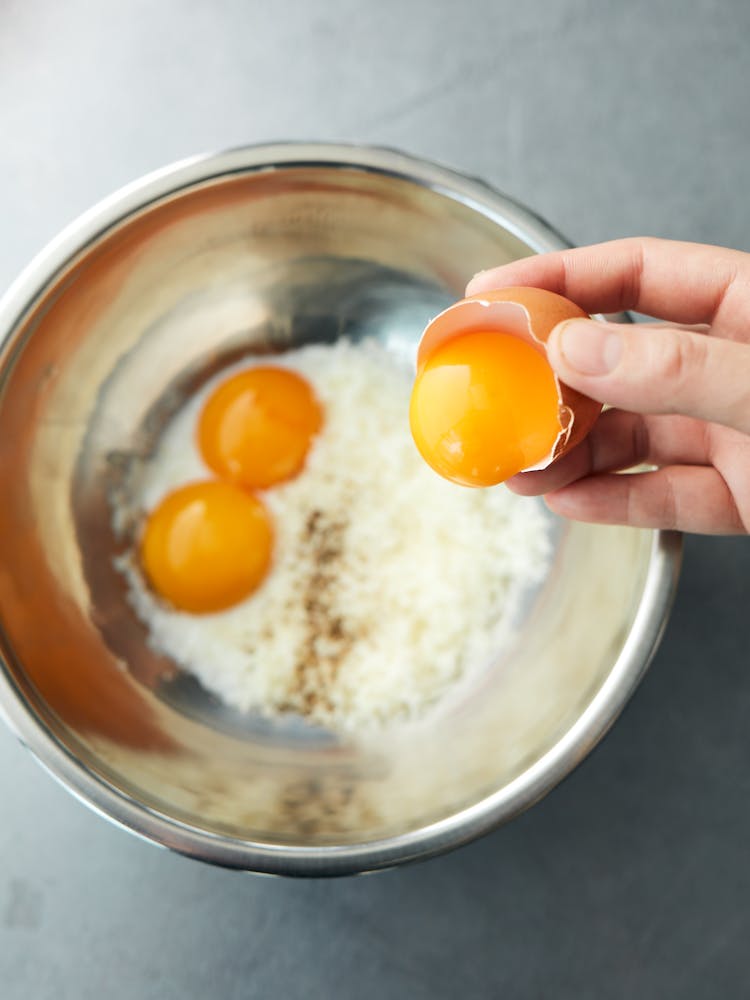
<box><xmin>466</xmin><ymin>237</ymin><xmax>750</xmax><ymax>535</ymax></box>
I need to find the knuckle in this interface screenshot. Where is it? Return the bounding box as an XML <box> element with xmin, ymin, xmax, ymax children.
<box><xmin>653</xmin><ymin>330</ymin><xmax>707</xmax><ymax>392</ymax></box>
<box><xmin>656</xmin><ymin>470</ymin><xmax>679</xmax><ymax>529</ymax></box>
<box><xmin>630</xmin><ymin>469</ymin><xmax>679</xmax><ymax>529</ymax></box>
<box><xmin>624</xmin><ymin>241</ymin><xmax>645</xmax><ymax>305</ymax></box>
<box><xmin>630</xmin><ymin>415</ymin><xmax>651</xmax><ymax>466</ymax></box>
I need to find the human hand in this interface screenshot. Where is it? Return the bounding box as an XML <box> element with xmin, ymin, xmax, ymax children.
<box><xmin>466</xmin><ymin>238</ymin><xmax>750</xmax><ymax>534</ymax></box>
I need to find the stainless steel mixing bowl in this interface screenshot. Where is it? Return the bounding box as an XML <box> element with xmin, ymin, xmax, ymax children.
<box><xmin>0</xmin><ymin>144</ymin><xmax>680</xmax><ymax>875</ymax></box>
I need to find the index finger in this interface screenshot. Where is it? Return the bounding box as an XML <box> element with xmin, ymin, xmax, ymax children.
<box><xmin>466</xmin><ymin>237</ymin><xmax>750</xmax><ymax>332</ymax></box>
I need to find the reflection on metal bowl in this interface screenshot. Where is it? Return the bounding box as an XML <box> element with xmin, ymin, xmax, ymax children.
<box><xmin>0</xmin><ymin>144</ymin><xmax>681</xmax><ymax>875</ymax></box>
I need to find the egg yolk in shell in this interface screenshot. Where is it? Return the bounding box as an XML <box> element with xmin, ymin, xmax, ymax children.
<box><xmin>198</xmin><ymin>367</ymin><xmax>323</xmax><ymax>489</ymax></box>
<box><xmin>140</xmin><ymin>480</ymin><xmax>273</xmax><ymax>613</ymax></box>
<box><xmin>409</xmin><ymin>330</ymin><xmax>561</xmax><ymax>487</ymax></box>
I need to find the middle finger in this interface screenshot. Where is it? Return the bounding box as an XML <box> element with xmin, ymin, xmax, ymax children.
<box><xmin>506</xmin><ymin>409</ymin><xmax>711</xmax><ymax>496</ymax></box>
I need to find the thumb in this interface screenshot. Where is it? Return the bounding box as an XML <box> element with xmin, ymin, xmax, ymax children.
<box><xmin>547</xmin><ymin>319</ymin><xmax>750</xmax><ymax>435</ymax></box>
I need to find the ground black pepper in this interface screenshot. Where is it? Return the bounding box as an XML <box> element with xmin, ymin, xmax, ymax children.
<box><xmin>283</xmin><ymin>508</ymin><xmax>355</xmax><ymax>715</ymax></box>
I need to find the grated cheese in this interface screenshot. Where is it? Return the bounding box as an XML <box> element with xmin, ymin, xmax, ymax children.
<box><xmin>117</xmin><ymin>339</ymin><xmax>552</xmax><ymax>732</ymax></box>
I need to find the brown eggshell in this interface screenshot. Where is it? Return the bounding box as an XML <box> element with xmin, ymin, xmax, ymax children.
<box><xmin>416</xmin><ymin>286</ymin><xmax>603</xmax><ymax>469</ymax></box>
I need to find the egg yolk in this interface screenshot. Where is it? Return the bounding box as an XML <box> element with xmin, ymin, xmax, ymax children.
<box><xmin>140</xmin><ymin>480</ymin><xmax>273</xmax><ymax>613</ymax></box>
<box><xmin>197</xmin><ymin>367</ymin><xmax>323</xmax><ymax>489</ymax></box>
<box><xmin>409</xmin><ymin>330</ymin><xmax>561</xmax><ymax>487</ymax></box>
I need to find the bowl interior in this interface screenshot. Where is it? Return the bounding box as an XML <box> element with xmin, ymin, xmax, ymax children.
<box><xmin>0</xmin><ymin>159</ymin><xmax>658</xmax><ymax>868</ymax></box>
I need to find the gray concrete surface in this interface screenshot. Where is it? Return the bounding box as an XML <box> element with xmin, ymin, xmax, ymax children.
<box><xmin>1</xmin><ymin>1</ymin><xmax>749</xmax><ymax>997</ymax></box>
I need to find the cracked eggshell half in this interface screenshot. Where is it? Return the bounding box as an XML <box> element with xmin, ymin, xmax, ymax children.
<box><xmin>412</xmin><ymin>286</ymin><xmax>603</xmax><ymax>484</ymax></box>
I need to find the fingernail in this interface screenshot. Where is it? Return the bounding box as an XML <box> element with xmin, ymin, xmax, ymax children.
<box><xmin>465</xmin><ymin>270</ymin><xmax>489</xmax><ymax>294</ymax></box>
<box><xmin>553</xmin><ymin>320</ymin><xmax>623</xmax><ymax>375</ymax></box>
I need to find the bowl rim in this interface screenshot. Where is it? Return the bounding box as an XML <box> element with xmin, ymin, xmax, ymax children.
<box><xmin>0</xmin><ymin>142</ymin><xmax>683</xmax><ymax>875</ymax></box>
